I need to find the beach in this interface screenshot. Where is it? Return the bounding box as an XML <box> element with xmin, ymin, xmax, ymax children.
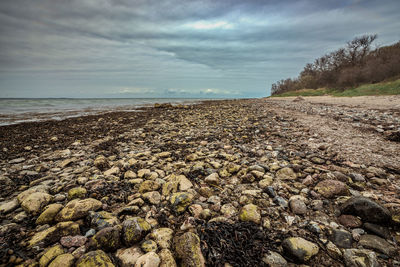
<box><xmin>1</xmin><ymin>97</ymin><xmax>400</xmax><ymax>266</ymax></box>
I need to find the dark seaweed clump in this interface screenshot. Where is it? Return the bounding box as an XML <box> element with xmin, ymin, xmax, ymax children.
<box><xmin>197</xmin><ymin>221</ymin><xmax>283</xmax><ymax>267</ymax></box>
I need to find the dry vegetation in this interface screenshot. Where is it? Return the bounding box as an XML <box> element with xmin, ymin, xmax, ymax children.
<box><xmin>271</xmin><ymin>35</ymin><xmax>400</xmax><ymax>95</ymax></box>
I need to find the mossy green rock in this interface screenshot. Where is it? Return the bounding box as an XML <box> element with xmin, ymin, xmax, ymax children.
<box><xmin>90</xmin><ymin>226</ymin><xmax>121</xmax><ymax>252</ymax></box>
<box><xmin>141</xmin><ymin>240</ymin><xmax>158</xmax><ymax>252</ymax></box>
<box><xmin>170</xmin><ymin>192</ymin><xmax>194</xmax><ymax>214</ymax></box>
<box><xmin>138</xmin><ymin>180</ymin><xmax>161</xmax><ymax>193</ymax></box>
<box><xmin>76</xmin><ymin>250</ymin><xmax>115</xmax><ymax>267</ymax></box>
<box><xmin>68</xmin><ymin>187</ymin><xmax>87</xmax><ymax>200</ymax></box>
<box><xmin>56</xmin><ymin>198</ymin><xmax>102</xmax><ymax>221</ymax></box>
<box><xmin>122</xmin><ymin>217</ymin><xmax>151</xmax><ymax>246</ymax></box>
<box><xmin>29</xmin><ymin>221</ymin><xmax>80</xmax><ymax>247</ymax></box>
<box><xmin>48</xmin><ymin>253</ymin><xmax>74</xmax><ymax>267</ymax></box>
<box><xmin>36</xmin><ymin>204</ymin><xmax>63</xmax><ymax>225</ymax></box>
<box><xmin>239</xmin><ymin>204</ymin><xmax>261</xmax><ymax>224</ymax></box>
<box><xmin>282</xmin><ymin>237</ymin><xmax>319</xmax><ymax>262</ymax></box>
<box><xmin>21</xmin><ymin>192</ymin><xmax>53</xmax><ymax>215</ymax></box>
<box><xmin>88</xmin><ymin>211</ymin><xmax>120</xmax><ymax>230</ymax></box>
<box><xmin>175</xmin><ymin>232</ymin><xmax>205</xmax><ymax>267</ymax></box>
<box><xmin>150</xmin><ymin>228</ymin><xmax>174</xmax><ymax>249</ymax></box>
<box><xmin>276</xmin><ymin>167</ymin><xmax>297</xmax><ymax>180</ymax></box>
<box><xmin>39</xmin><ymin>244</ymin><xmax>64</xmax><ymax>267</ymax></box>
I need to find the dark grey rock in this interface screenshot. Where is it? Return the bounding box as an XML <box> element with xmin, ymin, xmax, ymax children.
<box><xmin>358</xmin><ymin>234</ymin><xmax>396</xmax><ymax>256</ymax></box>
<box><xmin>343</xmin><ymin>249</ymin><xmax>379</xmax><ymax>267</ymax></box>
<box><xmin>331</xmin><ymin>229</ymin><xmax>352</xmax><ymax>248</ymax></box>
<box><xmin>363</xmin><ymin>223</ymin><xmax>391</xmax><ymax>240</ymax></box>
<box><xmin>340</xmin><ymin>197</ymin><xmax>391</xmax><ymax>224</ymax></box>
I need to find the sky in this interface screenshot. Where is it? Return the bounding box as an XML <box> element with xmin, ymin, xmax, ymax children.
<box><xmin>0</xmin><ymin>0</ymin><xmax>399</xmax><ymax>98</ymax></box>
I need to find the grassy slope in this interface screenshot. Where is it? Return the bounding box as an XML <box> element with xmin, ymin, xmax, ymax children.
<box><xmin>271</xmin><ymin>79</ymin><xmax>400</xmax><ymax>97</ymax></box>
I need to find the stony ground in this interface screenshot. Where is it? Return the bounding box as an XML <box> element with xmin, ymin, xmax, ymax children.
<box><xmin>0</xmin><ymin>98</ymin><xmax>399</xmax><ymax>267</ymax></box>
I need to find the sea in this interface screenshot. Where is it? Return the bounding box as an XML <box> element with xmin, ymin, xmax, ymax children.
<box><xmin>0</xmin><ymin>98</ymin><xmax>211</xmax><ymax>126</ymax></box>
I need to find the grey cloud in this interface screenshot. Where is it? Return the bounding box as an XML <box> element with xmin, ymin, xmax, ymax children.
<box><xmin>0</xmin><ymin>0</ymin><xmax>399</xmax><ymax>97</ymax></box>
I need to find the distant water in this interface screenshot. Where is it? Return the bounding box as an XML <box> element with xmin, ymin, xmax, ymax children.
<box><xmin>0</xmin><ymin>98</ymin><xmax>209</xmax><ymax>126</ymax></box>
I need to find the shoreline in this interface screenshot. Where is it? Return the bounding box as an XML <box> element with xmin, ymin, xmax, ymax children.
<box><xmin>0</xmin><ymin>97</ymin><xmax>399</xmax><ymax>266</ymax></box>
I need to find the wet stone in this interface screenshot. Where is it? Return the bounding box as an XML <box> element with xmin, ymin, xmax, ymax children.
<box><xmin>262</xmin><ymin>251</ymin><xmax>288</xmax><ymax>267</ymax></box>
<box><xmin>141</xmin><ymin>240</ymin><xmax>158</xmax><ymax>252</ymax></box>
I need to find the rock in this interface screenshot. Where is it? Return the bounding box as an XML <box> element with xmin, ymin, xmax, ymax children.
<box><xmin>262</xmin><ymin>251</ymin><xmax>288</xmax><ymax>267</ymax></box>
<box><xmin>56</xmin><ymin>198</ymin><xmax>102</xmax><ymax>221</ymax></box>
<box><xmin>175</xmin><ymin>232</ymin><xmax>205</xmax><ymax>267</ymax></box>
<box><xmin>94</xmin><ymin>156</ymin><xmax>110</xmax><ymax>171</ymax></box>
<box><xmin>343</xmin><ymin>249</ymin><xmax>379</xmax><ymax>267</ymax></box>
<box><xmin>274</xmin><ymin>196</ymin><xmax>288</xmax><ymax>209</ymax></box>
<box><xmin>337</xmin><ymin>215</ymin><xmax>362</xmax><ymax>228</ymax></box>
<box><xmin>135</xmin><ymin>252</ymin><xmax>160</xmax><ymax>267</ymax></box>
<box><xmin>124</xmin><ymin>170</ymin><xmax>137</xmax><ymax>179</ymax></box>
<box><xmin>90</xmin><ymin>226</ymin><xmax>121</xmax><ymax>252</ymax></box>
<box><xmin>170</xmin><ymin>192</ymin><xmax>194</xmax><ymax>214</ymax></box>
<box><xmin>204</xmin><ymin>173</ymin><xmax>220</xmax><ymax>185</ymax></box>
<box><xmin>358</xmin><ymin>234</ymin><xmax>396</xmax><ymax>256</ymax></box>
<box><xmin>29</xmin><ymin>221</ymin><xmax>81</xmax><ymax>247</ymax></box>
<box><xmin>68</xmin><ymin>187</ymin><xmax>87</xmax><ymax>200</ymax></box>
<box><xmin>330</xmin><ymin>229</ymin><xmax>352</xmax><ymax>248</ymax></box>
<box><xmin>282</xmin><ymin>237</ymin><xmax>319</xmax><ymax>262</ymax></box>
<box><xmin>363</xmin><ymin>223</ymin><xmax>391</xmax><ymax>239</ymax></box>
<box><xmin>0</xmin><ymin>223</ymin><xmax>19</xmax><ymax>236</ymax></box>
<box><xmin>159</xmin><ymin>249</ymin><xmax>177</xmax><ymax>267</ymax></box>
<box><xmin>189</xmin><ymin>204</ymin><xmax>203</xmax><ymax>218</ymax></box>
<box><xmin>289</xmin><ymin>199</ymin><xmax>307</xmax><ymax>215</ymax></box>
<box><xmin>104</xmin><ymin>166</ymin><xmax>120</xmax><ymax>176</ymax></box>
<box><xmin>314</xmin><ymin>180</ymin><xmax>349</xmax><ymax>198</ymax></box>
<box><xmin>326</xmin><ymin>241</ymin><xmax>342</xmax><ymax>259</ymax></box>
<box><xmin>276</xmin><ymin>167</ymin><xmax>296</xmax><ymax>180</ymax></box>
<box><xmin>76</xmin><ymin>250</ymin><xmax>114</xmax><ymax>267</ymax></box>
<box><xmin>13</xmin><ymin>211</ymin><xmax>28</xmax><ymax>222</ymax></box>
<box><xmin>340</xmin><ymin>196</ymin><xmax>391</xmax><ymax>224</ymax></box>
<box><xmin>139</xmin><ymin>180</ymin><xmax>161</xmax><ymax>193</ymax></box>
<box><xmin>116</xmin><ymin>247</ymin><xmax>143</xmax><ymax>267</ymax></box>
<box><xmin>36</xmin><ymin>204</ymin><xmax>64</xmax><ymax>225</ymax></box>
<box><xmin>59</xmin><ymin>158</ymin><xmax>75</xmax><ymax>168</ymax></box>
<box><xmin>9</xmin><ymin>157</ymin><xmax>25</xmax><ymax>164</ymax></box>
<box><xmin>138</xmin><ymin>169</ymin><xmax>151</xmax><ymax>178</ymax></box>
<box><xmin>39</xmin><ymin>244</ymin><xmax>64</xmax><ymax>267</ymax></box>
<box><xmin>239</xmin><ymin>204</ymin><xmax>261</xmax><ymax>224</ymax></box>
<box><xmin>264</xmin><ymin>186</ymin><xmax>276</xmax><ymax>198</ymax></box>
<box><xmin>141</xmin><ymin>240</ymin><xmax>158</xmax><ymax>252</ymax></box>
<box><xmin>122</xmin><ymin>217</ymin><xmax>151</xmax><ymax>246</ymax></box>
<box><xmin>150</xmin><ymin>228</ymin><xmax>174</xmax><ymax>249</ymax></box>
<box><xmin>88</xmin><ymin>211</ymin><xmax>120</xmax><ymax>230</ymax></box>
<box><xmin>178</xmin><ymin>175</ymin><xmax>193</xmax><ymax>191</ymax></box>
<box><xmin>60</xmin><ymin>235</ymin><xmax>87</xmax><ymax>248</ymax></box>
<box><xmin>48</xmin><ymin>253</ymin><xmax>74</xmax><ymax>267</ymax></box>
<box><xmin>21</xmin><ymin>192</ymin><xmax>53</xmax><ymax>215</ymax></box>
<box><xmin>220</xmin><ymin>204</ymin><xmax>237</xmax><ymax>218</ymax></box>
<box><xmin>142</xmin><ymin>191</ymin><xmax>161</xmax><ymax>205</ymax></box>
<box><xmin>0</xmin><ymin>199</ymin><xmax>19</xmax><ymax>214</ymax></box>
<box><xmin>259</xmin><ymin>177</ymin><xmax>273</xmax><ymax>189</ymax></box>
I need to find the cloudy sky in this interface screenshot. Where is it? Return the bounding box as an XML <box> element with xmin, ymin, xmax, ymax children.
<box><xmin>0</xmin><ymin>0</ymin><xmax>399</xmax><ymax>98</ymax></box>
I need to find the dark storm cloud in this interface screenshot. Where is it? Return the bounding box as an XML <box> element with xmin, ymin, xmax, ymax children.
<box><xmin>0</xmin><ymin>0</ymin><xmax>399</xmax><ymax>97</ymax></box>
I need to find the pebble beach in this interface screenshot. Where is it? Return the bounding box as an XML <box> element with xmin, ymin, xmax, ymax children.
<box><xmin>1</xmin><ymin>97</ymin><xmax>400</xmax><ymax>266</ymax></box>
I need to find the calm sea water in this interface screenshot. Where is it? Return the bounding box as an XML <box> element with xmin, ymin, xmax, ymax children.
<box><xmin>0</xmin><ymin>98</ymin><xmax>209</xmax><ymax>126</ymax></box>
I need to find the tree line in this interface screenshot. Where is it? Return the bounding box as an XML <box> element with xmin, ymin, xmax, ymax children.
<box><xmin>271</xmin><ymin>35</ymin><xmax>400</xmax><ymax>95</ymax></box>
